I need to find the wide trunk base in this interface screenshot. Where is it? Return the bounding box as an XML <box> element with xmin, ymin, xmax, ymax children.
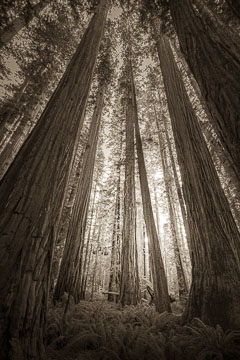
<box><xmin>183</xmin><ymin>269</ymin><xmax>240</xmax><ymax>330</ymax></box>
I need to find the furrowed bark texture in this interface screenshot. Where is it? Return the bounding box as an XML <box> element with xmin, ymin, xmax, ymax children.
<box><xmin>131</xmin><ymin>63</ymin><xmax>171</xmax><ymax>313</ymax></box>
<box><xmin>170</xmin><ymin>0</ymin><xmax>240</xmax><ymax>186</ymax></box>
<box><xmin>0</xmin><ymin>0</ymin><xmax>50</xmax><ymax>48</ymax></box>
<box><xmin>172</xmin><ymin>38</ymin><xmax>240</xmax><ymax>205</ymax></box>
<box><xmin>0</xmin><ymin>1</ymin><xmax>108</xmax><ymax>358</ymax></box>
<box><xmin>54</xmin><ymin>83</ymin><xmax>106</xmax><ymax>303</ymax></box>
<box><xmin>120</xmin><ymin>62</ymin><xmax>140</xmax><ymax>307</ymax></box>
<box><xmin>162</xmin><ymin>110</ymin><xmax>191</xmax><ymax>259</ymax></box>
<box><xmin>157</xmin><ymin>35</ymin><xmax>240</xmax><ymax>330</ymax></box>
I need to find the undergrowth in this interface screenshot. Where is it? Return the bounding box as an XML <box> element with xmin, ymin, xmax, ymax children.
<box><xmin>45</xmin><ymin>300</ymin><xmax>240</xmax><ymax>360</ymax></box>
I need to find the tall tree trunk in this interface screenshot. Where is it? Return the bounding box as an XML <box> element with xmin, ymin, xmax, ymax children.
<box><xmin>131</xmin><ymin>61</ymin><xmax>171</xmax><ymax>312</ymax></box>
<box><xmin>156</xmin><ymin>34</ymin><xmax>240</xmax><ymax>329</ymax></box>
<box><xmin>119</xmin><ymin>60</ymin><xmax>140</xmax><ymax>307</ymax></box>
<box><xmin>108</xmin><ymin>119</ymin><xmax>123</xmax><ymax>301</ymax></box>
<box><xmin>82</xmin><ymin>186</ymin><xmax>103</xmax><ymax>299</ymax></box>
<box><xmin>130</xmin><ymin>59</ymin><xmax>171</xmax><ymax>312</ymax></box>
<box><xmin>54</xmin><ymin>82</ymin><xmax>106</xmax><ymax>303</ymax></box>
<box><xmin>169</xmin><ymin>0</ymin><xmax>240</xmax><ymax>186</ymax></box>
<box><xmin>108</xmin><ymin>163</ymin><xmax>122</xmax><ymax>301</ymax></box>
<box><xmin>0</xmin><ymin>0</ymin><xmax>50</xmax><ymax>48</ymax></box>
<box><xmin>161</xmin><ymin>111</ymin><xmax>192</xmax><ymax>259</ymax></box>
<box><xmin>90</xmin><ymin>221</ymin><xmax>103</xmax><ymax>300</ymax></box>
<box><xmin>155</xmin><ymin>109</ymin><xmax>188</xmax><ymax>302</ymax></box>
<box><xmin>171</xmin><ymin>39</ymin><xmax>240</xmax><ymax>201</ymax></box>
<box><xmin>0</xmin><ymin>1</ymin><xmax>108</xmax><ymax>358</ymax></box>
<box><xmin>79</xmin><ymin>181</ymin><xmax>97</xmax><ymax>299</ymax></box>
<box><xmin>174</xmin><ymin>201</ymin><xmax>192</xmax><ymax>288</ymax></box>
<box><xmin>82</xmin><ymin>243</ymin><xmax>93</xmax><ymax>299</ymax></box>
<box><xmin>153</xmin><ymin>180</ymin><xmax>161</xmax><ymax>237</ymax></box>
<box><xmin>50</xmin><ymin>147</ymin><xmax>84</xmax><ymax>293</ymax></box>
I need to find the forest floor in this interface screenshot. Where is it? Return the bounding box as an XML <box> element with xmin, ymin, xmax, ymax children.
<box><xmin>45</xmin><ymin>297</ymin><xmax>240</xmax><ymax>360</ymax></box>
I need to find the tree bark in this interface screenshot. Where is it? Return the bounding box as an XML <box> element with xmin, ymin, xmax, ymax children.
<box><xmin>90</xmin><ymin>220</ymin><xmax>103</xmax><ymax>300</ymax></box>
<box><xmin>0</xmin><ymin>1</ymin><xmax>108</xmax><ymax>358</ymax></box>
<box><xmin>82</xmin><ymin>186</ymin><xmax>103</xmax><ymax>299</ymax></box>
<box><xmin>156</xmin><ymin>34</ymin><xmax>240</xmax><ymax>330</ymax></box>
<box><xmin>171</xmin><ymin>39</ymin><xmax>240</xmax><ymax>202</ymax></box>
<box><xmin>155</xmin><ymin>109</ymin><xmax>188</xmax><ymax>302</ymax></box>
<box><xmin>153</xmin><ymin>180</ymin><xmax>161</xmax><ymax>237</ymax></box>
<box><xmin>169</xmin><ymin>0</ymin><xmax>240</xmax><ymax>187</ymax></box>
<box><xmin>108</xmin><ymin>149</ymin><xmax>122</xmax><ymax>302</ymax></box>
<box><xmin>132</xmin><ymin>62</ymin><xmax>171</xmax><ymax>312</ymax></box>
<box><xmin>79</xmin><ymin>182</ymin><xmax>97</xmax><ymax>300</ymax></box>
<box><xmin>54</xmin><ymin>82</ymin><xmax>106</xmax><ymax>303</ymax></box>
<box><xmin>119</xmin><ymin>59</ymin><xmax>140</xmax><ymax>307</ymax></box>
<box><xmin>161</xmin><ymin>112</ymin><xmax>192</xmax><ymax>259</ymax></box>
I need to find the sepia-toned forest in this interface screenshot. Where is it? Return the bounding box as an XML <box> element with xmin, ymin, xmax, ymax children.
<box><xmin>0</xmin><ymin>0</ymin><xmax>240</xmax><ymax>359</ymax></box>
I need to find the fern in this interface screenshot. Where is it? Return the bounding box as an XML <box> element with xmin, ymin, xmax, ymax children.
<box><xmin>169</xmin><ymin>318</ymin><xmax>240</xmax><ymax>360</ymax></box>
<box><xmin>45</xmin><ymin>300</ymin><xmax>240</xmax><ymax>360</ymax></box>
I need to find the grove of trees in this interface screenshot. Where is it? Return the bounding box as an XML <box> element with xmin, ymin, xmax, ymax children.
<box><xmin>0</xmin><ymin>0</ymin><xmax>240</xmax><ymax>359</ymax></box>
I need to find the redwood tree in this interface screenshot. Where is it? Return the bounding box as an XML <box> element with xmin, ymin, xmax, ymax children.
<box><xmin>169</xmin><ymin>0</ymin><xmax>240</xmax><ymax>186</ymax></box>
<box><xmin>156</xmin><ymin>34</ymin><xmax>240</xmax><ymax>330</ymax></box>
<box><xmin>130</xmin><ymin>59</ymin><xmax>171</xmax><ymax>312</ymax></box>
<box><xmin>155</xmin><ymin>109</ymin><xmax>188</xmax><ymax>301</ymax></box>
<box><xmin>0</xmin><ymin>0</ymin><xmax>109</xmax><ymax>358</ymax></box>
<box><xmin>108</xmin><ymin>120</ymin><xmax>123</xmax><ymax>302</ymax></box>
<box><xmin>54</xmin><ymin>80</ymin><xmax>107</xmax><ymax>303</ymax></box>
<box><xmin>119</xmin><ymin>58</ymin><xmax>140</xmax><ymax>307</ymax></box>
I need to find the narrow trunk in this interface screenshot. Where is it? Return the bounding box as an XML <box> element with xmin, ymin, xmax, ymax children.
<box><xmin>79</xmin><ymin>182</ymin><xmax>97</xmax><ymax>299</ymax></box>
<box><xmin>175</xmin><ymin>202</ymin><xmax>192</xmax><ymax>288</ymax></box>
<box><xmin>157</xmin><ymin>34</ymin><xmax>240</xmax><ymax>329</ymax></box>
<box><xmin>54</xmin><ymin>83</ymin><xmax>106</xmax><ymax>302</ymax></box>
<box><xmin>108</xmin><ymin>165</ymin><xmax>122</xmax><ymax>301</ymax></box>
<box><xmin>131</xmin><ymin>61</ymin><xmax>171</xmax><ymax>312</ymax></box>
<box><xmin>0</xmin><ymin>0</ymin><xmax>50</xmax><ymax>48</ymax></box>
<box><xmin>161</xmin><ymin>111</ymin><xmax>192</xmax><ymax>259</ymax></box>
<box><xmin>90</xmin><ymin>221</ymin><xmax>103</xmax><ymax>300</ymax></box>
<box><xmin>155</xmin><ymin>110</ymin><xmax>188</xmax><ymax>302</ymax></box>
<box><xmin>119</xmin><ymin>61</ymin><xmax>140</xmax><ymax>307</ymax></box>
<box><xmin>82</xmin><ymin>243</ymin><xmax>93</xmax><ymax>299</ymax></box>
<box><xmin>153</xmin><ymin>180</ymin><xmax>161</xmax><ymax>237</ymax></box>
<box><xmin>0</xmin><ymin>1</ymin><xmax>108</xmax><ymax>358</ymax></box>
<box><xmin>169</xmin><ymin>0</ymin><xmax>240</xmax><ymax>186</ymax></box>
<box><xmin>108</xmin><ymin>120</ymin><xmax>123</xmax><ymax>301</ymax></box>
<box><xmin>50</xmin><ymin>149</ymin><xmax>84</xmax><ymax>292</ymax></box>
